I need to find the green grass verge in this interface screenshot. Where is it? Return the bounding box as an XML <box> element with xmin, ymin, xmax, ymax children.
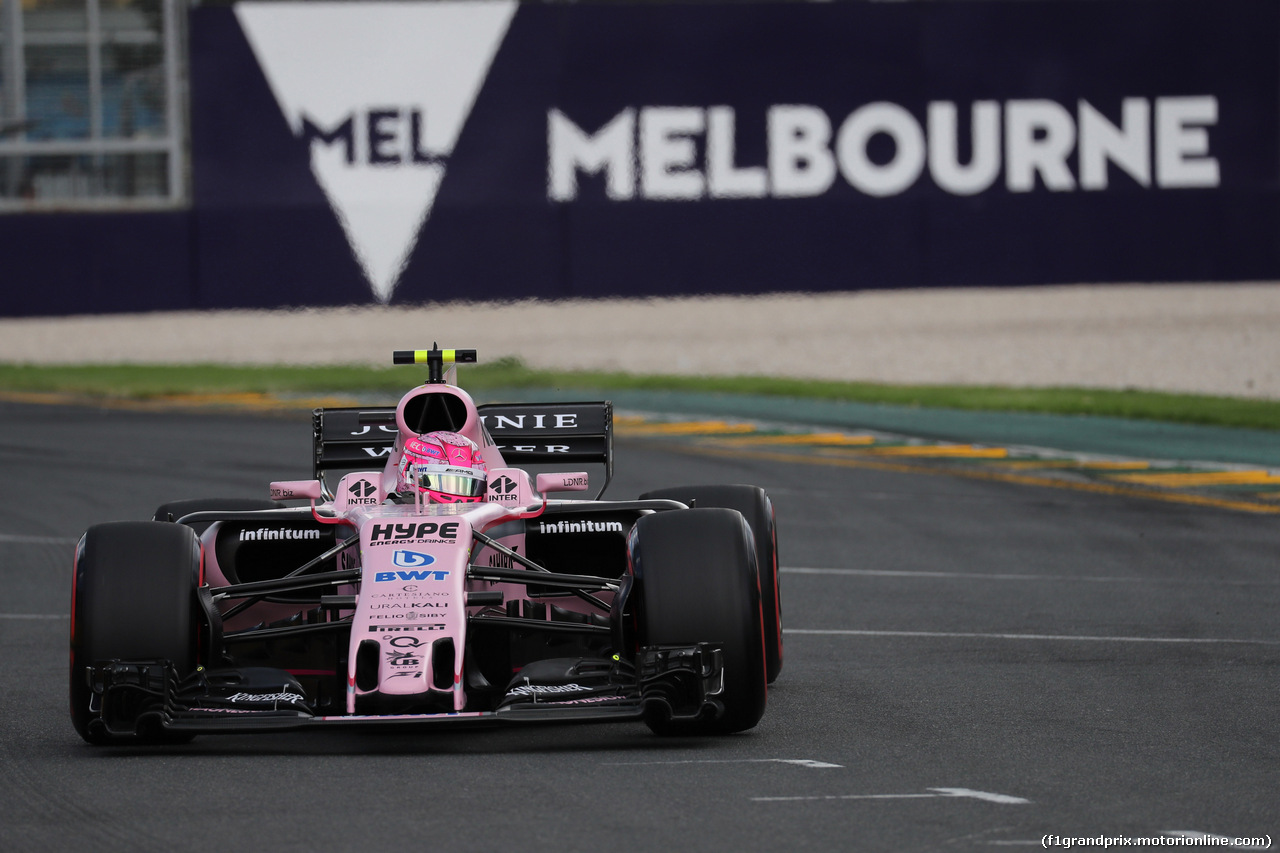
<box><xmin>1</xmin><ymin>360</ymin><xmax>1277</xmax><ymax>431</ymax></box>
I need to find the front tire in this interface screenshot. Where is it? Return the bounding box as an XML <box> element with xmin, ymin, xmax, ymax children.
<box><xmin>70</xmin><ymin>521</ymin><xmax>201</xmax><ymax>744</ymax></box>
<box><xmin>628</xmin><ymin>508</ymin><xmax>767</xmax><ymax>735</ymax></box>
<box><xmin>640</xmin><ymin>485</ymin><xmax>782</xmax><ymax>683</ymax></box>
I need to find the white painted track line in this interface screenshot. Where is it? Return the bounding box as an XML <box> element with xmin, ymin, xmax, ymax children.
<box><xmin>782</xmin><ymin>566</ymin><xmax>1280</xmax><ymax>586</ymax></box>
<box><xmin>785</xmin><ymin>628</ymin><xmax>1280</xmax><ymax>646</ymax></box>
<box><xmin>603</xmin><ymin>759</ymin><xmax>842</xmax><ymax>768</ymax></box>
<box><xmin>752</xmin><ymin>788</ymin><xmax>1030</xmax><ymax>804</ymax></box>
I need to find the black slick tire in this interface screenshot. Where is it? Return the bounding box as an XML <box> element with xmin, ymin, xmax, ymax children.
<box><xmin>70</xmin><ymin>521</ymin><xmax>200</xmax><ymax>745</ymax></box>
<box><xmin>640</xmin><ymin>484</ymin><xmax>783</xmax><ymax>682</ymax></box>
<box><xmin>628</xmin><ymin>508</ymin><xmax>767</xmax><ymax>735</ymax></box>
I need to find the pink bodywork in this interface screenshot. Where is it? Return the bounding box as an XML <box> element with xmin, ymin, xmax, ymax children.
<box><xmin>216</xmin><ymin>381</ymin><xmax>599</xmax><ymax>715</ymax></box>
<box><xmin>343</xmin><ymin>500</ymin><xmax>533</xmax><ymax>711</ymax></box>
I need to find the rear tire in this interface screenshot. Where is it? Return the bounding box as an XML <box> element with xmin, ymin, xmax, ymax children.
<box><xmin>640</xmin><ymin>485</ymin><xmax>782</xmax><ymax>683</ymax></box>
<box><xmin>70</xmin><ymin>521</ymin><xmax>200</xmax><ymax>745</ymax></box>
<box><xmin>628</xmin><ymin>508</ymin><xmax>767</xmax><ymax>735</ymax></box>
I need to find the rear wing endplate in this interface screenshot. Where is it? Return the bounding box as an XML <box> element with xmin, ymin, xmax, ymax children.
<box><xmin>312</xmin><ymin>401</ymin><xmax>614</xmax><ymax>498</ymax></box>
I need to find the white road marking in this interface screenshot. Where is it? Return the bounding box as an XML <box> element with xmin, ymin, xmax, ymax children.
<box><xmin>604</xmin><ymin>758</ymin><xmax>842</xmax><ymax>768</ymax></box>
<box><xmin>785</xmin><ymin>629</ymin><xmax>1280</xmax><ymax>646</ymax></box>
<box><xmin>0</xmin><ymin>534</ymin><xmax>78</xmax><ymax>545</ymax></box>
<box><xmin>928</xmin><ymin>788</ymin><xmax>1031</xmax><ymax>804</ymax></box>
<box><xmin>752</xmin><ymin>788</ymin><xmax>1030</xmax><ymax>804</ymax></box>
<box><xmin>782</xmin><ymin>567</ymin><xmax>1280</xmax><ymax>586</ymax></box>
<box><xmin>0</xmin><ymin>614</ymin><xmax>68</xmax><ymax>620</ymax></box>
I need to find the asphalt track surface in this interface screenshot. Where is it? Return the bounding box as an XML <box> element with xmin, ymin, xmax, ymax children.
<box><xmin>1</xmin><ymin>402</ymin><xmax>1276</xmax><ymax>852</ymax></box>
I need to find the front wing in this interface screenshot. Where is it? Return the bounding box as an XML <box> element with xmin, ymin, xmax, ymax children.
<box><xmin>81</xmin><ymin>644</ymin><xmax>724</xmax><ymax>737</ymax></box>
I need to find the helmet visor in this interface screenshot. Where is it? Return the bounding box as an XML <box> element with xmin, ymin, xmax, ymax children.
<box><xmin>407</xmin><ymin>466</ymin><xmax>487</xmax><ymax>498</ymax></box>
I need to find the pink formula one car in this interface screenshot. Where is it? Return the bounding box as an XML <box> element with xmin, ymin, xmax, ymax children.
<box><xmin>70</xmin><ymin>347</ymin><xmax>781</xmax><ymax>743</ymax></box>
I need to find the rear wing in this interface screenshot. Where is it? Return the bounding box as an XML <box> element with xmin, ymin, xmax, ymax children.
<box><xmin>311</xmin><ymin>401</ymin><xmax>614</xmax><ymax>497</ymax></box>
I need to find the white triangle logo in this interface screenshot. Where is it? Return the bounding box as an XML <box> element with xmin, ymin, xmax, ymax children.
<box><xmin>235</xmin><ymin>1</ymin><xmax>518</xmax><ymax>302</ymax></box>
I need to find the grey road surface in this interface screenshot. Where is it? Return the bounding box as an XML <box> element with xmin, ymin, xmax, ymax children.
<box><xmin>1</xmin><ymin>402</ymin><xmax>1276</xmax><ymax>852</ymax></box>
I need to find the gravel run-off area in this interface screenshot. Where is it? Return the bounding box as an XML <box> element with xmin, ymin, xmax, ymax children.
<box><xmin>1</xmin><ymin>282</ymin><xmax>1277</xmax><ymax>399</ymax></box>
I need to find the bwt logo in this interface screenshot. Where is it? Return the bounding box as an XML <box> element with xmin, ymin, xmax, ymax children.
<box><xmin>392</xmin><ymin>550</ymin><xmax>435</xmax><ymax>569</ymax></box>
<box><xmin>548</xmin><ymin>97</ymin><xmax>1219</xmax><ymax>201</ymax></box>
<box><xmin>300</xmin><ymin>108</ymin><xmax>442</xmax><ymax>166</ymax></box>
<box><xmin>374</xmin><ymin>569</ymin><xmax>450</xmax><ymax>582</ymax></box>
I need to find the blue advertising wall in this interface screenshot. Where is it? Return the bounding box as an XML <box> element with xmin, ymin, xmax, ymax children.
<box><xmin>2</xmin><ymin>0</ymin><xmax>1277</xmax><ymax>315</ymax></box>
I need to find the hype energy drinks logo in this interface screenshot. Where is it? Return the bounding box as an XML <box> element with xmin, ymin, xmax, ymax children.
<box><xmin>235</xmin><ymin>1</ymin><xmax>517</xmax><ymax>302</ymax></box>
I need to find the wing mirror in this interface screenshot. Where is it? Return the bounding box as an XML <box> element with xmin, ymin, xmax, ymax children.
<box><xmin>269</xmin><ymin>480</ymin><xmax>324</xmax><ymax>501</ymax></box>
<box><xmin>535</xmin><ymin>472</ymin><xmax>589</xmax><ymax>494</ymax></box>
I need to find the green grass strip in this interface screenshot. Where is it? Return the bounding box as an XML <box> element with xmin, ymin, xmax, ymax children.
<box><xmin>0</xmin><ymin>360</ymin><xmax>1277</xmax><ymax>432</ymax></box>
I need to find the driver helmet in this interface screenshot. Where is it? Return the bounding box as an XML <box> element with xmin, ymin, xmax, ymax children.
<box><xmin>396</xmin><ymin>432</ymin><xmax>488</xmax><ymax>503</ymax></box>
